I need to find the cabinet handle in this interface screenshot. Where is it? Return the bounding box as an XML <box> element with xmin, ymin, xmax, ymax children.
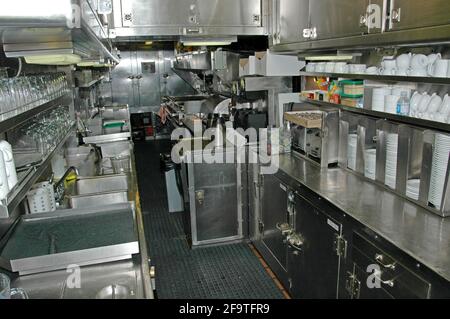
<box><xmin>359</xmin><ymin>14</ymin><xmax>368</xmax><ymax>27</ymax></box>
<box><xmin>287</xmin><ymin>233</ymin><xmax>304</xmax><ymax>251</ymax></box>
<box><xmin>375</xmin><ymin>254</ymin><xmax>396</xmax><ymax>270</ymax></box>
<box><xmin>374</xmin><ymin>270</ymin><xmax>395</xmax><ymax>288</ymax></box>
<box><xmin>310</xmin><ymin>27</ymin><xmax>317</xmax><ymax>40</ymax></box>
<box><xmin>276</xmin><ymin>222</ymin><xmax>293</xmax><ymax>236</ymax></box>
<box><xmin>391</xmin><ymin>8</ymin><xmax>401</xmax><ymax>23</ymax></box>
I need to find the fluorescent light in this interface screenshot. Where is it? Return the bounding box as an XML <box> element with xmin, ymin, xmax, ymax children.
<box><xmin>77</xmin><ymin>61</ymin><xmax>98</xmax><ymax>67</ymax></box>
<box><xmin>181</xmin><ymin>36</ymin><xmax>237</xmax><ymax>47</ymax></box>
<box><xmin>305</xmin><ymin>55</ymin><xmax>354</xmax><ymax>61</ymax></box>
<box><xmin>144</xmin><ymin>41</ymin><xmax>153</xmax><ymax>46</ymax></box>
<box><xmin>182</xmin><ymin>41</ymin><xmax>234</xmax><ymax>46</ymax></box>
<box><xmin>24</xmin><ymin>54</ymin><xmax>82</xmax><ymax>65</ymax></box>
<box><xmin>2</xmin><ymin>0</ymin><xmax>72</xmax><ymax>21</ymax></box>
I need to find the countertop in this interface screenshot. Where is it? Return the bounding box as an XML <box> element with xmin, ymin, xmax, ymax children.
<box><xmin>276</xmin><ymin>153</ymin><xmax>450</xmax><ymax>283</ymax></box>
<box><xmin>1</xmin><ymin>142</ymin><xmax>154</xmax><ymax>299</ymax></box>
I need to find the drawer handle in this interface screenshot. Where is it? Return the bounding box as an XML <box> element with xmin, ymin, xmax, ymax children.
<box><xmin>374</xmin><ymin>270</ymin><xmax>395</xmax><ymax>288</ymax></box>
<box><xmin>375</xmin><ymin>254</ymin><xmax>396</xmax><ymax>270</ymax></box>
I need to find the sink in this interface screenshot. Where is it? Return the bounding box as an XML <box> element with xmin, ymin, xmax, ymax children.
<box><xmin>66</xmin><ymin>174</ymin><xmax>129</xmax><ymax>209</ymax></box>
<box><xmin>74</xmin><ymin>174</ymin><xmax>128</xmax><ymax>195</ymax></box>
<box><xmin>83</xmin><ymin>107</ymin><xmax>131</xmax><ymax>145</ymax></box>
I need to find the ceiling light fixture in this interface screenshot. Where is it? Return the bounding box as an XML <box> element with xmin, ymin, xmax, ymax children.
<box><xmin>180</xmin><ymin>36</ymin><xmax>237</xmax><ymax>47</ymax></box>
<box><xmin>24</xmin><ymin>54</ymin><xmax>82</xmax><ymax>65</ymax></box>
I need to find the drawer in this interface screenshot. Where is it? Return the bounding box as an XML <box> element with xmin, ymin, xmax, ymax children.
<box><xmin>353</xmin><ymin>233</ymin><xmax>431</xmax><ymax>299</ymax></box>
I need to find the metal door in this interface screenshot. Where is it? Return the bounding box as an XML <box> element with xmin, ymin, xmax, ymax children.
<box><xmin>366</xmin><ymin>0</ymin><xmax>386</xmax><ymax>33</ymax></box>
<box><xmin>133</xmin><ymin>51</ymin><xmax>162</xmax><ymax>109</ymax></box>
<box><xmin>120</xmin><ymin>0</ymin><xmax>262</xmax><ymax>28</ymax></box>
<box><xmin>190</xmin><ymin>161</ymin><xmax>241</xmax><ymax>245</ymax></box>
<box><xmin>387</xmin><ymin>0</ymin><xmax>450</xmax><ymax>32</ymax></box>
<box><xmin>288</xmin><ymin>195</ymin><xmax>343</xmax><ymax>299</ymax></box>
<box><xmin>309</xmin><ymin>0</ymin><xmax>369</xmax><ymax>40</ymax></box>
<box><xmin>109</xmin><ymin>50</ymin><xmax>137</xmax><ymax>107</ymax></box>
<box><xmin>261</xmin><ymin>174</ymin><xmax>288</xmax><ymax>270</ymax></box>
<box><xmin>274</xmin><ymin>0</ymin><xmax>310</xmax><ymax>45</ymax></box>
<box><xmin>247</xmin><ymin>159</ymin><xmax>261</xmax><ymax>241</ymax></box>
<box><xmin>107</xmin><ymin>50</ymin><xmax>194</xmax><ymax>112</ymax></box>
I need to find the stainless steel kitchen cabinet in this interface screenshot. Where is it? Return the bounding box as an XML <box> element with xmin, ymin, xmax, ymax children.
<box><xmin>273</xmin><ymin>0</ymin><xmax>310</xmax><ymax>45</ymax></box>
<box><xmin>288</xmin><ymin>194</ymin><xmax>343</xmax><ymax>299</ymax></box>
<box><xmin>308</xmin><ymin>0</ymin><xmax>369</xmax><ymax>40</ymax></box>
<box><xmin>261</xmin><ymin>174</ymin><xmax>289</xmax><ymax>272</ymax></box>
<box><xmin>117</xmin><ymin>0</ymin><xmax>263</xmax><ymax>31</ymax></box>
<box><xmin>387</xmin><ymin>0</ymin><xmax>450</xmax><ymax>32</ymax></box>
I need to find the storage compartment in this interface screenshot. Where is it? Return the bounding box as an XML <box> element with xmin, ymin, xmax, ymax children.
<box><xmin>351</xmin><ymin>232</ymin><xmax>432</xmax><ymax>299</ymax></box>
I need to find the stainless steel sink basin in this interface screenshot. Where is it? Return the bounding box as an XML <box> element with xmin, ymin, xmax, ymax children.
<box><xmin>66</xmin><ymin>174</ymin><xmax>129</xmax><ymax>209</ymax></box>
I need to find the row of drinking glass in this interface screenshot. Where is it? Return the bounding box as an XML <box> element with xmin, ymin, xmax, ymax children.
<box><xmin>21</xmin><ymin>106</ymin><xmax>74</xmax><ymax>157</ymax></box>
<box><xmin>0</xmin><ymin>73</ymin><xmax>69</xmax><ymax>115</ymax></box>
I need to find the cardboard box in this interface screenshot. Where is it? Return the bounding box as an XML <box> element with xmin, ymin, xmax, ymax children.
<box><xmin>239</xmin><ymin>56</ymin><xmax>258</xmax><ymax>77</ymax></box>
<box><xmin>255</xmin><ymin>50</ymin><xmax>305</xmax><ymax>76</ymax></box>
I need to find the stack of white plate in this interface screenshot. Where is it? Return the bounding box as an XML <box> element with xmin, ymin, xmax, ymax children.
<box><xmin>385</xmin><ymin>133</ymin><xmax>399</xmax><ymax>189</ymax></box>
<box><xmin>406</xmin><ymin>179</ymin><xmax>421</xmax><ymax>200</ymax></box>
<box><xmin>428</xmin><ymin>133</ymin><xmax>450</xmax><ymax>209</ymax></box>
<box><xmin>347</xmin><ymin>134</ymin><xmax>358</xmax><ymax>171</ymax></box>
<box><xmin>364</xmin><ymin>149</ymin><xmax>377</xmax><ymax>180</ymax></box>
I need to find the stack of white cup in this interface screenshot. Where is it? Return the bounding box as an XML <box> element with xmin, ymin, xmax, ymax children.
<box><xmin>347</xmin><ymin>134</ymin><xmax>358</xmax><ymax>171</ymax></box>
<box><xmin>372</xmin><ymin>87</ymin><xmax>392</xmax><ymax>112</ymax></box>
<box><xmin>385</xmin><ymin>95</ymin><xmax>400</xmax><ymax>114</ymax></box>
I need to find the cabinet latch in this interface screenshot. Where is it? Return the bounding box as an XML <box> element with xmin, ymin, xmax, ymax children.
<box><xmin>334</xmin><ymin>234</ymin><xmax>348</xmax><ymax>258</ymax></box>
<box><xmin>345</xmin><ymin>271</ymin><xmax>361</xmax><ymax>299</ymax></box>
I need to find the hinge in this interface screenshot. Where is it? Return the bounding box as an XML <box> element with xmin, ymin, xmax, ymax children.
<box><xmin>259</xmin><ymin>174</ymin><xmax>264</xmax><ymax>188</ymax></box>
<box><xmin>258</xmin><ymin>220</ymin><xmax>264</xmax><ymax>233</ymax></box>
<box><xmin>334</xmin><ymin>234</ymin><xmax>348</xmax><ymax>258</ymax></box>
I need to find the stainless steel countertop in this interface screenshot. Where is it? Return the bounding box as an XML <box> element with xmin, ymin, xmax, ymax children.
<box><xmin>1</xmin><ymin>142</ymin><xmax>154</xmax><ymax>299</ymax></box>
<box><xmin>277</xmin><ymin>153</ymin><xmax>450</xmax><ymax>283</ymax></box>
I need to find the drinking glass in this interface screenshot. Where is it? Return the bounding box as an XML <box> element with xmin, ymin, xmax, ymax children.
<box><xmin>0</xmin><ymin>273</ymin><xmax>28</xmax><ymax>299</ymax></box>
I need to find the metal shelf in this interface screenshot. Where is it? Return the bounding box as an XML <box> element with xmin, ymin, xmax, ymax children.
<box><xmin>0</xmin><ymin>124</ymin><xmax>76</xmax><ymax>218</ymax></box>
<box><xmin>0</xmin><ymin>93</ymin><xmax>71</xmax><ymax>134</ymax></box>
<box><xmin>299</xmin><ymin>71</ymin><xmax>450</xmax><ymax>85</ymax></box>
<box><xmin>301</xmin><ymin>98</ymin><xmax>450</xmax><ymax>133</ymax></box>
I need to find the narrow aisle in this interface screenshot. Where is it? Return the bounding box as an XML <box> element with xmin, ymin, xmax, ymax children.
<box><xmin>134</xmin><ymin>141</ymin><xmax>285</xmax><ymax>299</ymax></box>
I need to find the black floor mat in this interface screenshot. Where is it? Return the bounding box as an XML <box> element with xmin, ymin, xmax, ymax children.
<box><xmin>134</xmin><ymin>141</ymin><xmax>284</xmax><ymax>299</ymax></box>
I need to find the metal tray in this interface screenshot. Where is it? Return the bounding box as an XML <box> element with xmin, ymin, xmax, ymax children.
<box><xmin>0</xmin><ymin>203</ymin><xmax>139</xmax><ymax>275</ymax></box>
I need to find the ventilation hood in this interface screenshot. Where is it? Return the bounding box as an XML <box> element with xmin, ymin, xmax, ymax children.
<box><xmin>0</xmin><ymin>0</ymin><xmax>119</xmax><ymax>65</ymax></box>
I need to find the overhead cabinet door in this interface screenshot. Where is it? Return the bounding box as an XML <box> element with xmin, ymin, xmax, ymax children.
<box><xmin>388</xmin><ymin>0</ymin><xmax>450</xmax><ymax>31</ymax></box>
<box><xmin>277</xmin><ymin>0</ymin><xmax>310</xmax><ymax>44</ymax></box>
<box><xmin>120</xmin><ymin>0</ymin><xmax>262</xmax><ymax>28</ymax></box>
<box><xmin>309</xmin><ymin>0</ymin><xmax>369</xmax><ymax>40</ymax></box>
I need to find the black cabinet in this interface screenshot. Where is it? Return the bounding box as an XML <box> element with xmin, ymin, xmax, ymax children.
<box><xmin>288</xmin><ymin>195</ymin><xmax>344</xmax><ymax>299</ymax></box>
<box><xmin>261</xmin><ymin>174</ymin><xmax>289</xmax><ymax>271</ymax></box>
<box><xmin>345</xmin><ymin>232</ymin><xmax>433</xmax><ymax>299</ymax></box>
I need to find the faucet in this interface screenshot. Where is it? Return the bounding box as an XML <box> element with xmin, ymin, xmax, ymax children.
<box><xmin>54</xmin><ymin>166</ymin><xmax>79</xmax><ymax>203</ymax></box>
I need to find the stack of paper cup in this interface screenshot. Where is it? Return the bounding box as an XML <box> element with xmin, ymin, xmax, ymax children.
<box><xmin>385</xmin><ymin>133</ymin><xmax>399</xmax><ymax>189</ymax></box>
<box><xmin>406</xmin><ymin>179</ymin><xmax>421</xmax><ymax>201</ymax></box>
<box><xmin>347</xmin><ymin>134</ymin><xmax>358</xmax><ymax>171</ymax></box>
<box><xmin>364</xmin><ymin>149</ymin><xmax>377</xmax><ymax>180</ymax></box>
